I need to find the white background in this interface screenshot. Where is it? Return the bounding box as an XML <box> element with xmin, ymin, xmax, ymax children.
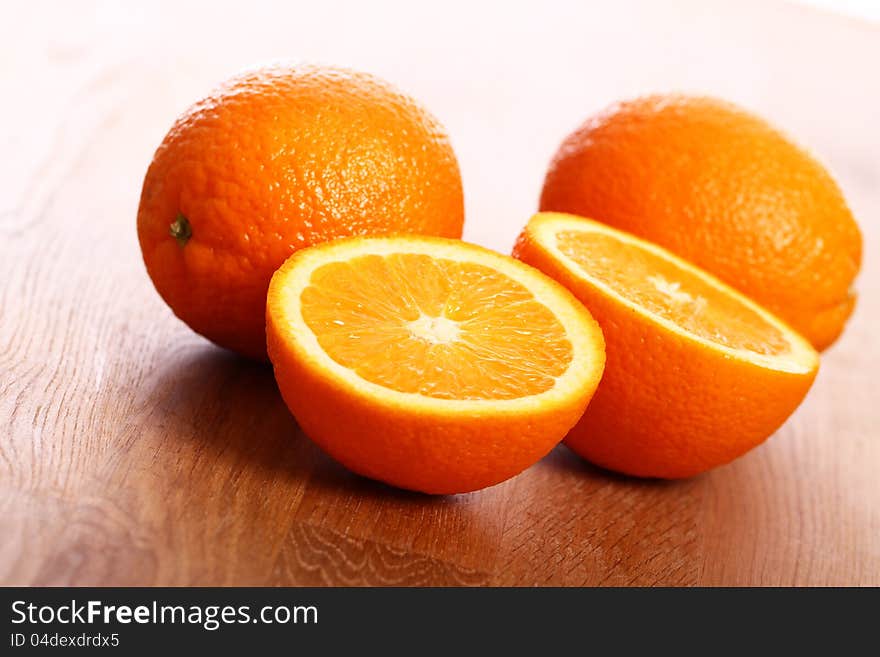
<box><xmin>2</xmin><ymin>0</ymin><xmax>878</xmax><ymax>253</ymax></box>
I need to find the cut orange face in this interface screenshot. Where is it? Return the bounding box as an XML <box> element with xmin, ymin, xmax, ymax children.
<box><xmin>514</xmin><ymin>212</ymin><xmax>819</xmax><ymax>478</ymax></box>
<box><xmin>266</xmin><ymin>235</ymin><xmax>606</xmax><ymax>494</ymax></box>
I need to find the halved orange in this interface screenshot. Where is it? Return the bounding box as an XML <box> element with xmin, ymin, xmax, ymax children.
<box><xmin>266</xmin><ymin>235</ymin><xmax>606</xmax><ymax>494</ymax></box>
<box><xmin>514</xmin><ymin>212</ymin><xmax>819</xmax><ymax>478</ymax></box>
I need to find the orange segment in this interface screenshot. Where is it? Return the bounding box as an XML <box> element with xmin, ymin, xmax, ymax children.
<box><xmin>300</xmin><ymin>254</ymin><xmax>572</xmax><ymax>400</ymax></box>
<box><xmin>267</xmin><ymin>235</ymin><xmax>606</xmax><ymax>494</ymax></box>
<box><xmin>555</xmin><ymin>230</ymin><xmax>793</xmax><ymax>357</ymax></box>
<box><xmin>514</xmin><ymin>212</ymin><xmax>818</xmax><ymax>479</ymax></box>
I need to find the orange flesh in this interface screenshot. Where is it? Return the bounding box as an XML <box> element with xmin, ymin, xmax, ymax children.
<box><xmin>300</xmin><ymin>253</ymin><xmax>573</xmax><ymax>400</ymax></box>
<box><xmin>556</xmin><ymin>230</ymin><xmax>790</xmax><ymax>355</ymax></box>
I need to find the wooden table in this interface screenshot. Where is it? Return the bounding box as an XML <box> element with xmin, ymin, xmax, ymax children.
<box><xmin>2</xmin><ymin>0</ymin><xmax>878</xmax><ymax>586</ymax></box>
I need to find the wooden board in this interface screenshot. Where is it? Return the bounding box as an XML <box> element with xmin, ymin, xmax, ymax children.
<box><xmin>2</xmin><ymin>0</ymin><xmax>878</xmax><ymax>586</ymax></box>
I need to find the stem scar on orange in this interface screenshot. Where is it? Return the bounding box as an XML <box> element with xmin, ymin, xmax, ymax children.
<box><xmin>137</xmin><ymin>64</ymin><xmax>464</xmax><ymax>359</ymax></box>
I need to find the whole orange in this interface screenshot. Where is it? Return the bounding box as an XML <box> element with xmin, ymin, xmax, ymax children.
<box><xmin>137</xmin><ymin>64</ymin><xmax>464</xmax><ymax>359</ymax></box>
<box><xmin>540</xmin><ymin>94</ymin><xmax>862</xmax><ymax>350</ymax></box>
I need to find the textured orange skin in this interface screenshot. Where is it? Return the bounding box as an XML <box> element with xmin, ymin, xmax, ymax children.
<box><xmin>540</xmin><ymin>95</ymin><xmax>862</xmax><ymax>351</ymax></box>
<box><xmin>514</xmin><ymin>221</ymin><xmax>818</xmax><ymax>479</ymax></box>
<box><xmin>266</xmin><ymin>238</ymin><xmax>605</xmax><ymax>495</ymax></box>
<box><xmin>137</xmin><ymin>64</ymin><xmax>464</xmax><ymax>359</ymax></box>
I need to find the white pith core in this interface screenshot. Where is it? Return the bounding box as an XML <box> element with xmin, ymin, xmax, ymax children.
<box><xmin>648</xmin><ymin>274</ymin><xmax>700</xmax><ymax>306</ymax></box>
<box><xmin>407</xmin><ymin>314</ymin><xmax>461</xmax><ymax>345</ymax></box>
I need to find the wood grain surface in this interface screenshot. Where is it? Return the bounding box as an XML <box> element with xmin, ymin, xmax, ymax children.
<box><xmin>2</xmin><ymin>0</ymin><xmax>878</xmax><ymax>586</ymax></box>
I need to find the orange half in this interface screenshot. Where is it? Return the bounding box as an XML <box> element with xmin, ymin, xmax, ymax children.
<box><xmin>267</xmin><ymin>235</ymin><xmax>605</xmax><ymax>493</ymax></box>
<box><xmin>514</xmin><ymin>213</ymin><xmax>818</xmax><ymax>478</ymax></box>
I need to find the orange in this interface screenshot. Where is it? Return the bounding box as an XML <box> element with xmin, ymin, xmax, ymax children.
<box><xmin>540</xmin><ymin>94</ymin><xmax>862</xmax><ymax>350</ymax></box>
<box><xmin>514</xmin><ymin>213</ymin><xmax>819</xmax><ymax>478</ymax></box>
<box><xmin>266</xmin><ymin>235</ymin><xmax>606</xmax><ymax>494</ymax></box>
<box><xmin>137</xmin><ymin>64</ymin><xmax>464</xmax><ymax>359</ymax></box>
